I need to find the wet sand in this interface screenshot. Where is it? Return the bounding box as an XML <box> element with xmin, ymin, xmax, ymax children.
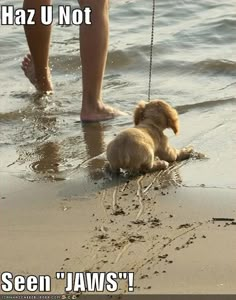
<box><xmin>1</xmin><ymin>167</ymin><xmax>236</xmax><ymax>295</ymax></box>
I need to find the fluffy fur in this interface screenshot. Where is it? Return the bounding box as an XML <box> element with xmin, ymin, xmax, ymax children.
<box><xmin>106</xmin><ymin>99</ymin><xmax>193</xmax><ymax>173</ymax></box>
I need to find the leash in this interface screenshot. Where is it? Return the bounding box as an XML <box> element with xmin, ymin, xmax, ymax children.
<box><xmin>148</xmin><ymin>0</ymin><xmax>156</xmax><ymax>101</ymax></box>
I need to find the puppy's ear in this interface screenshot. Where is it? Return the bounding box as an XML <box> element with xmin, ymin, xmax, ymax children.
<box><xmin>167</xmin><ymin>108</ymin><xmax>179</xmax><ymax>135</ymax></box>
<box><xmin>134</xmin><ymin>101</ymin><xmax>146</xmax><ymax>125</ymax></box>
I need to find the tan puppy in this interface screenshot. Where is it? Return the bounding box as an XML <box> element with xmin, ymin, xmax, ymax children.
<box><xmin>106</xmin><ymin>99</ymin><xmax>193</xmax><ymax>173</ymax></box>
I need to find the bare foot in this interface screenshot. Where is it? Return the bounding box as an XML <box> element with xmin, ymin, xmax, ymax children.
<box><xmin>80</xmin><ymin>103</ymin><xmax>128</xmax><ymax>122</ymax></box>
<box><xmin>21</xmin><ymin>54</ymin><xmax>53</xmax><ymax>93</ymax></box>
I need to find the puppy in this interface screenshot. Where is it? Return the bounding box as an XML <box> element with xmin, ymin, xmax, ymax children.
<box><xmin>106</xmin><ymin>99</ymin><xmax>193</xmax><ymax>173</ymax></box>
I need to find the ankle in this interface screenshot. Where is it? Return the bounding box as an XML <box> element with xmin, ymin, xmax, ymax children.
<box><xmin>81</xmin><ymin>99</ymin><xmax>104</xmax><ymax>113</ymax></box>
<box><xmin>35</xmin><ymin>66</ymin><xmax>51</xmax><ymax>79</ymax></box>
<box><xmin>35</xmin><ymin>75</ymin><xmax>53</xmax><ymax>92</ymax></box>
<box><xmin>35</xmin><ymin>67</ymin><xmax>52</xmax><ymax>90</ymax></box>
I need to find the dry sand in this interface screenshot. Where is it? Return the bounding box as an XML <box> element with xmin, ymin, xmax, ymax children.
<box><xmin>1</xmin><ymin>162</ymin><xmax>236</xmax><ymax>296</ymax></box>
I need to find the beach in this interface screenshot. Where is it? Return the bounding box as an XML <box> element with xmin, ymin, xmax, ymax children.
<box><xmin>0</xmin><ymin>0</ymin><xmax>236</xmax><ymax>296</ymax></box>
<box><xmin>1</xmin><ymin>169</ymin><xmax>236</xmax><ymax>294</ymax></box>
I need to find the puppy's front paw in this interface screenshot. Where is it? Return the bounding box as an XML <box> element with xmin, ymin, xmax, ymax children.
<box><xmin>178</xmin><ymin>146</ymin><xmax>194</xmax><ymax>160</ymax></box>
<box><xmin>184</xmin><ymin>146</ymin><xmax>194</xmax><ymax>154</ymax></box>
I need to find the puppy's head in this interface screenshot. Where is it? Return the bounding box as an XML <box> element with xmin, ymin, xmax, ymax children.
<box><xmin>134</xmin><ymin>99</ymin><xmax>179</xmax><ymax>134</ymax></box>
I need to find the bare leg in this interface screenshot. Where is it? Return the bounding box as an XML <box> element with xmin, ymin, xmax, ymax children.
<box><xmin>79</xmin><ymin>0</ymin><xmax>125</xmax><ymax>121</ymax></box>
<box><xmin>21</xmin><ymin>0</ymin><xmax>53</xmax><ymax>92</ymax></box>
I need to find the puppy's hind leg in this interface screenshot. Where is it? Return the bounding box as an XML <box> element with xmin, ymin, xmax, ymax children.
<box><xmin>142</xmin><ymin>159</ymin><xmax>169</xmax><ymax>173</ymax></box>
<box><xmin>151</xmin><ymin>160</ymin><xmax>169</xmax><ymax>171</ymax></box>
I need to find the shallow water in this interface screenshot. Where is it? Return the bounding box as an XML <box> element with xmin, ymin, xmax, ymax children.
<box><xmin>0</xmin><ymin>0</ymin><xmax>236</xmax><ymax>193</ymax></box>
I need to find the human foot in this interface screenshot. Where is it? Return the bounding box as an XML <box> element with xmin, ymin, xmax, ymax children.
<box><xmin>21</xmin><ymin>54</ymin><xmax>53</xmax><ymax>93</ymax></box>
<box><xmin>80</xmin><ymin>103</ymin><xmax>127</xmax><ymax>122</ymax></box>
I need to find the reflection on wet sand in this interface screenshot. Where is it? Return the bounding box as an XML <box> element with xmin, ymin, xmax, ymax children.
<box><xmin>31</xmin><ymin>141</ymin><xmax>60</xmax><ymax>176</ymax></box>
<box><xmin>14</xmin><ymin>95</ymin><xmax>63</xmax><ymax>181</ymax></box>
<box><xmin>26</xmin><ymin>113</ymin><xmax>62</xmax><ymax>180</ymax></box>
<box><xmin>19</xmin><ymin>109</ymin><xmax>108</xmax><ymax>182</ymax></box>
<box><xmin>14</xmin><ymin>91</ymin><xmax>110</xmax><ymax>182</ymax></box>
<box><xmin>81</xmin><ymin>122</ymin><xmax>107</xmax><ymax>180</ymax></box>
